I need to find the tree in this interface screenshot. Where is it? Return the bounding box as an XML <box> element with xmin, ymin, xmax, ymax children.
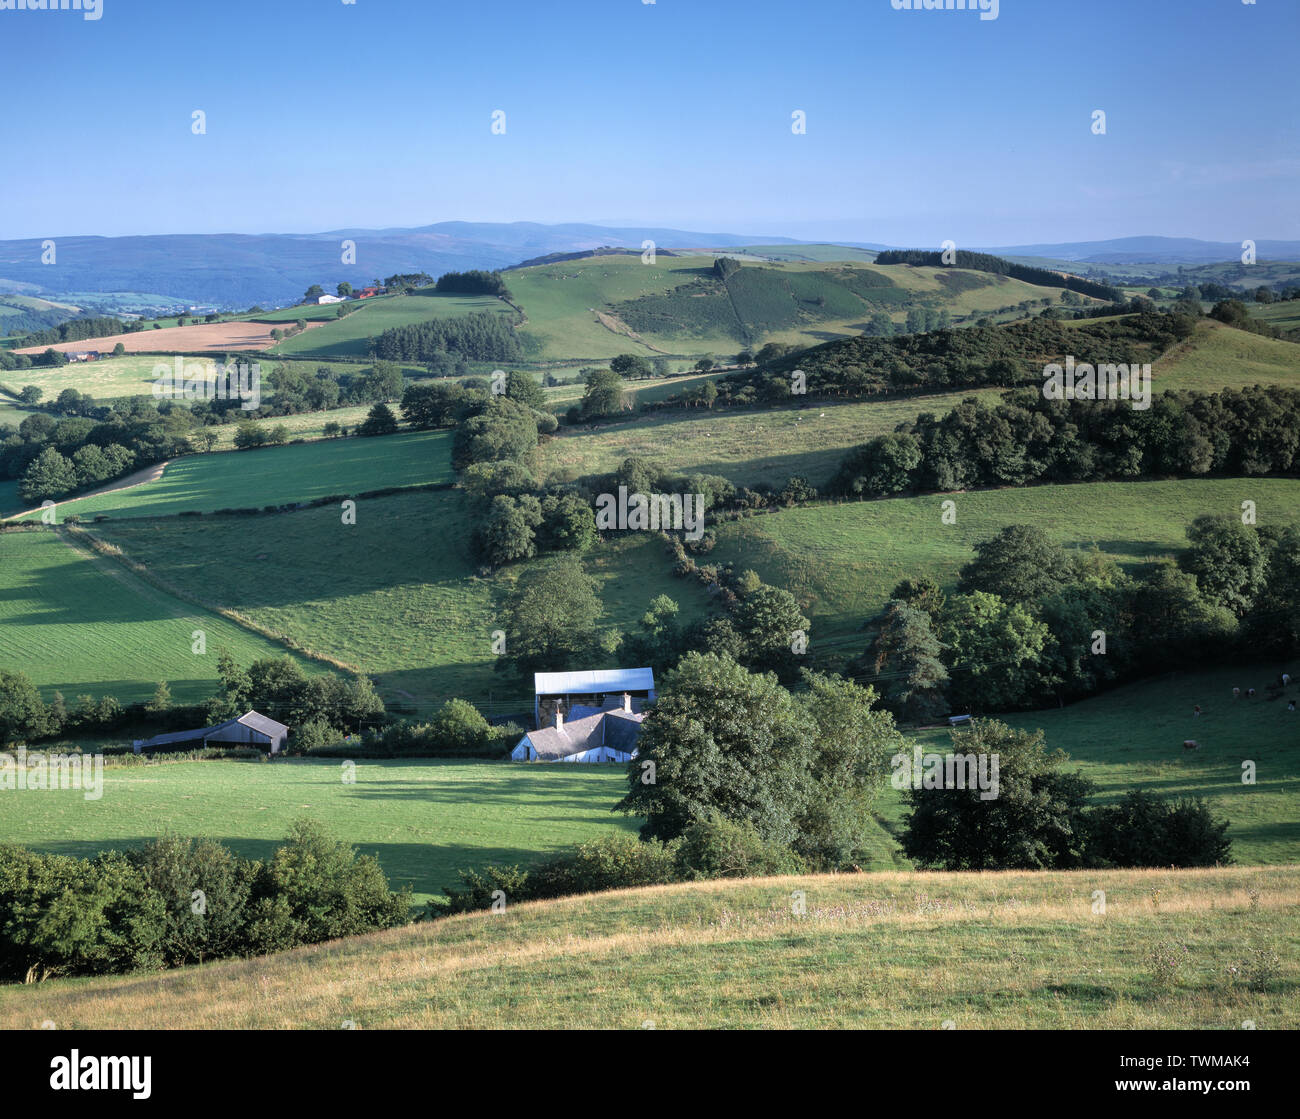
<box><xmin>958</xmin><ymin>524</ymin><xmax>1077</xmax><ymax>606</ymax></box>
<box><xmin>428</xmin><ymin>699</ymin><xmax>492</xmax><ymax>755</ymax></box>
<box><xmin>830</xmin><ymin>433</ymin><xmax>921</xmax><ymax>497</ymax></box>
<box><xmin>900</xmin><ymin>720</ymin><xmax>1095</xmax><ymax>870</ymax></box>
<box><xmin>891</xmin><ymin>576</ymin><xmax>945</xmax><ymax>622</ymax></box>
<box><xmin>19</xmin><ymin>447</ymin><xmax>78</xmax><ymax>503</ymax></box>
<box><xmin>610</xmin><ymin>354</ymin><xmax>652</xmax><ymax>380</ymax></box>
<box><xmin>860</xmin><ymin>602</ymin><xmax>949</xmax><ymax>722</ymax></box>
<box><xmin>337</xmin><ymin>282</ymin><xmax>353</xmax><ymax>297</ymax></box>
<box><xmin>357</xmin><ymin>402</ymin><xmax>399</xmax><ymax>436</ymax></box>
<box><xmin>1179</xmin><ymin>515</ymin><xmax>1267</xmax><ymax>616</ymax></box>
<box><xmin>795</xmin><ymin>670</ymin><xmax>906</xmax><ymax>867</ymax></box>
<box><xmin>580</xmin><ymin>369</ymin><xmax>626</xmax><ymax>419</ymax></box>
<box><xmin>504</xmin><ymin>370</ymin><xmax>547</xmax><ymax>410</ymax></box>
<box><xmin>17</xmin><ymin>385</ymin><xmax>42</xmax><ymax>404</ymax></box>
<box><xmin>501</xmin><ymin>557</ymin><xmax>604</xmax><ymax>678</ymax></box>
<box><xmin>940</xmin><ymin>591</ymin><xmax>1053</xmax><ymax>712</ymax></box>
<box><xmin>475</xmin><ymin>494</ymin><xmax>542</xmax><ymax>566</ymax></box>
<box><xmin>616</xmin><ymin>594</ymin><xmax>683</xmax><ymax>676</ymax></box>
<box><xmin>112</xmin><ymin>343</ymin><xmax>126</xmax><ymax>357</ymax></box>
<box><xmin>1086</xmin><ymin>791</ymin><xmax>1231</xmax><ymax>868</ymax></box>
<box><xmin>303</xmin><ymin>284</ymin><xmax>324</xmax><ymax>301</ymax></box>
<box><xmin>145</xmin><ymin>681</ymin><xmax>172</xmax><ymax>714</ymax></box>
<box><xmin>616</xmin><ymin>652</ymin><xmax>815</xmax><ymax>846</ymax></box>
<box><xmin>536</xmin><ymin>491</ymin><xmax>597</xmax><ymax>553</ymax></box>
<box><xmin>0</xmin><ymin>669</ymin><xmax>49</xmax><ymax>742</ymax></box>
<box><xmin>731</xmin><ymin>584</ymin><xmax>810</xmax><ymax>677</ymax></box>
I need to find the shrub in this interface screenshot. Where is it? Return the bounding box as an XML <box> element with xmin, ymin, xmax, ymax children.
<box><xmin>674</xmin><ymin>816</ymin><xmax>806</xmax><ymax>880</ymax></box>
<box><xmin>1086</xmin><ymin>791</ymin><xmax>1232</xmax><ymax>867</ymax></box>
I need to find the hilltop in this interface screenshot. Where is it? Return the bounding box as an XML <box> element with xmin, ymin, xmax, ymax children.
<box><xmin>3</xmin><ymin>865</ymin><xmax>1295</xmax><ymax>1029</ymax></box>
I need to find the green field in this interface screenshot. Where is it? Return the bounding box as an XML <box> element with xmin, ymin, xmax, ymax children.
<box><xmin>5</xmin><ymin>863</ymin><xmax>1295</xmax><ymax>1028</ymax></box>
<box><xmin>270</xmin><ymin>289</ymin><xmax>516</xmax><ymax>359</ymax></box>
<box><xmin>1153</xmin><ymin>319</ymin><xmax>1300</xmax><ymax>392</ymax></box>
<box><xmin>538</xmin><ymin>389</ymin><xmax>1003</xmax><ymax>488</ymax></box>
<box><xmin>0</xmin><ymin>757</ymin><xmax>635</xmax><ymax>908</ymax></box>
<box><xmin>0</xmin><ymin>529</ymin><xmax>314</xmax><ymax>704</ymax></box>
<box><xmin>14</xmin><ymin>429</ymin><xmax>454</xmax><ymax>521</ymax></box>
<box><xmin>712</xmin><ymin>476</ymin><xmax>1300</xmax><ymax>646</ymax></box>
<box><xmin>897</xmin><ymin>665</ymin><xmax>1300</xmax><ymax>867</ymax></box>
<box><xmin>504</xmin><ymin>254</ymin><xmax>1068</xmax><ymax>361</ymax></box>
<box><xmin>87</xmin><ymin>488</ymin><xmax>716</xmax><ymax>707</ymax></box>
<box><xmin>1248</xmin><ymin>299</ymin><xmax>1300</xmax><ymax>335</ymax></box>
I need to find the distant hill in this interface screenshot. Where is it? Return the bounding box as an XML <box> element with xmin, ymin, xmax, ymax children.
<box><xmin>0</xmin><ymin>222</ymin><xmax>795</xmax><ymax>311</ymax></box>
<box><xmin>977</xmin><ymin>235</ymin><xmax>1300</xmax><ymax>264</ymax></box>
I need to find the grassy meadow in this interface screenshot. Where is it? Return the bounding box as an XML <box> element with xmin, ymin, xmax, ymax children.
<box><xmin>712</xmin><ymin>476</ymin><xmax>1300</xmax><ymax>645</ymax></box>
<box><xmin>0</xmin><ymin>529</ymin><xmax>313</xmax><ymax>704</ymax></box>
<box><xmin>270</xmin><ymin>289</ymin><xmax>516</xmax><ymax>359</ymax></box>
<box><xmin>0</xmin><ymin>758</ymin><xmax>635</xmax><ymax>908</ymax></box>
<box><xmin>1153</xmin><ymin>319</ymin><xmax>1300</xmax><ymax>392</ymax></box>
<box><xmin>4</xmin><ymin>864</ymin><xmax>1295</xmax><ymax>1029</ymax></box>
<box><xmin>14</xmin><ymin>429</ymin><xmax>454</xmax><ymax>521</ymax></box>
<box><xmin>87</xmin><ymin>488</ymin><xmax>716</xmax><ymax>707</ymax></box>
<box><xmin>539</xmin><ymin>389</ymin><xmax>1004</xmax><ymax>488</ymax></box>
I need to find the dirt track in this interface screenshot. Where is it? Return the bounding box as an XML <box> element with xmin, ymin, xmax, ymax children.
<box><xmin>7</xmin><ymin>459</ymin><xmax>169</xmax><ymax>520</ymax></box>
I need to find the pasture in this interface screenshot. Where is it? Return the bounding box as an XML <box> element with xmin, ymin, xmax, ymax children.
<box><xmin>0</xmin><ymin>757</ymin><xmax>636</xmax><ymax>908</ymax></box>
<box><xmin>15</xmin><ymin>429</ymin><xmax>454</xmax><ymax>521</ymax></box>
<box><xmin>538</xmin><ymin>389</ymin><xmax>1003</xmax><ymax>488</ymax></box>
<box><xmin>898</xmin><ymin>665</ymin><xmax>1300</xmax><ymax>867</ymax></box>
<box><xmin>87</xmin><ymin>489</ymin><xmax>717</xmax><ymax>707</ymax></box>
<box><xmin>0</xmin><ymin>529</ymin><xmax>310</xmax><ymax>704</ymax></box>
<box><xmin>270</xmin><ymin>289</ymin><xmax>516</xmax><ymax>359</ymax></box>
<box><xmin>5</xmin><ymin>864</ymin><xmax>1295</xmax><ymax>1029</ymax></box>
<box><xmin>1152</xmin><ymin>319</ymin><xmax>1300</xmax><ymax>392</ymax></box>
<box><xmin>711</xmin><ymin>476</ymin><xmax>1300</xmax><ymax>645</ymax></box>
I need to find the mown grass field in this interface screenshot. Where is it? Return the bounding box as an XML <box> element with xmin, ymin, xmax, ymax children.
<box><xmin>270</xmin><ymin>289</ymin><xmax>516</xmax><ymax>359</ymax></box>
<box><xmin>87</xmin><ymin>488</ymin><xmax>717</xmax><ymax>706</ymax></box>
<box><xmin>538</xmin><ymin>389</ymin><xmax>1003</xmax><ymax>488</ymax></box>
<box><xmin>1153</xmin><ymin>320</ymin><xmax>1300</xmax><ymax>392</ymax></box>
<box><xmin>14</xmin><ymin>429</ymin><xmax>454</xmax><ymax>521</ymax></box>
<box><xmin>0</xmin><ymin>529</ymin><xmax>313</xmax><ymax>704</ymax></box>
<box><xmin>712</xmin><ymin>476</ymin><xmax>1300</xmax><ymax>645</ymax></box>
<box><xmin>0</xmin><ymin>758</ymin><xmax>635</xmax><ymax>908</ymax></box>
<box><xmin>4</xmin><ymin>865</ymin><xmax>1295</xmax><ymax>1029</ymax></box>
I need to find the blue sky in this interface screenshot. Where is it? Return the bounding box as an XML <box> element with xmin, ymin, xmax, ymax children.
<box><xmin>3</xmin><ymin>0</ymin><xmax>1296</xmax><ymax>244</ymax></box>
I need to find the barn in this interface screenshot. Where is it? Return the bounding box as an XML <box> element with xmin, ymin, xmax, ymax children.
<box><xmin>531</xmin><ymin>667</ymin><xmax>655</xmax><ymax>729</ymax></box>
<box><xmin>132</xmin><ymin>710</ymin><xmax>290</xmax><ymax>755</ymax></box>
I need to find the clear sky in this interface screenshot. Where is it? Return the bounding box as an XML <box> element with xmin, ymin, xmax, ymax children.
<box><xmin>3</xmin><ymin>0</ymin><xmax>1296</xmax><ymax>244</ymax></box>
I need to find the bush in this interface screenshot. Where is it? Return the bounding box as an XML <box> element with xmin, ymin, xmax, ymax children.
<box><xmin>427</xmin><ymin>699</ymin><xmax>492</xmax><ymax>755</ymax></box>
<box><xmin>1086</xmin><ymin>791</ymin><xmax>1232</xmax><ymax>867</ymax></box>
<box><xmin>674</xmin><ymin>816</ymin><xmax>806</xmax><ymax>879</ymax></box>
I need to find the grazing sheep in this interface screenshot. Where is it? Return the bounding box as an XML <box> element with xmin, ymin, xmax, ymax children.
<box><xmin>1183</xmin><ymin>739</ymin><xmax>1200</xmax><ymax>751</ymax></box>
<box><xmin>1233</xmin><ymin>687</ymin><xmax>1241</xmax><ymax>699</ymax></box>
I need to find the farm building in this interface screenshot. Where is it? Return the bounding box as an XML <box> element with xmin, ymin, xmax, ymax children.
<box><xmin>532</xmin><ymin>667</ymin><xmax>655</xmax><ymax>729</ymax></box>
<box><xmin>132</xmin><ymin>710</ymin><xmax>290</xmax><ymax>755</ymax></box>
<box><xmin>66</xmin><ymin>351</ymin><xmax>101</xmax><ymax>363</ymax></box>
<box><xmin>316</xmin><ymin>294</ymin><xmax>345</xmax><ymax>304</ymax></box>
<box><xmin>512</xmin><ymin>693</ymin><xmax>646</xmax><ymax>763</ymax></box>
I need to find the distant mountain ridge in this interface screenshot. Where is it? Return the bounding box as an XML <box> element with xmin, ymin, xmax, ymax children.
<box><xmin>0</xmin><ymin>222</ymin><xmax>794</xmax><ymax>310</ymax></box>
<box><xmin>1</xmin><ymin>224</ymin><xmax>1296</xmax><ymax>311</ymax></box>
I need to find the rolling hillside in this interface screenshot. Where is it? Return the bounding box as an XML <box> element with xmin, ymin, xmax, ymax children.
<box><xmin>0</xmin><ymin>529</ymin><xmax>318</xmax><ymax>704</ymax></box>
<box><xmin>4</xmin><ymin>865</ymin><xmax>1295</xmax><ymax>1029</ymax></box>
<box><xmin>710</xmin><ymin>477</ymin><xmax>1300</xmax><ymax>645</ymax></box>
<box><xmin>11</xmin><ymin>429</ymin><xmax>454</xmax><ymax>521</ymax></box>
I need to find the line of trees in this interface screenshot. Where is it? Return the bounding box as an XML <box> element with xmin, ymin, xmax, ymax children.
<box><xmin>874</xmin><ymin>249</ymin><xmax>1123</xmax><ymax>301</ymax></box>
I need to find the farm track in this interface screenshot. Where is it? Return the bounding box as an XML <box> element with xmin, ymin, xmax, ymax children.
<box><xmin>7</xmin><ymin>459</ymin><xmax>170</xmax><ymax>520</ymax></box>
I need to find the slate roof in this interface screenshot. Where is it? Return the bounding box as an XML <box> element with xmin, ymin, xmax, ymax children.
<box><xmin>520</xmin><ymin>705</ymin><xmax>646</xmax><ymax>761</ymax></box>
<box><xmin>134</xmin><ymin>710</ymin><xmax>288</xmax><ymax>750</ymax></box>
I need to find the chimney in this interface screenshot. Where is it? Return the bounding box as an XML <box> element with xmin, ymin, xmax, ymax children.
<box><xmin>622</xmin><ymin>692</ymin><xmax>632</xmax><ymax>713</ymax></box>
<box><xmin>553</xmin><ymin>702</ymin><xmax>564</xmax><ymax>732</ymax></box>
